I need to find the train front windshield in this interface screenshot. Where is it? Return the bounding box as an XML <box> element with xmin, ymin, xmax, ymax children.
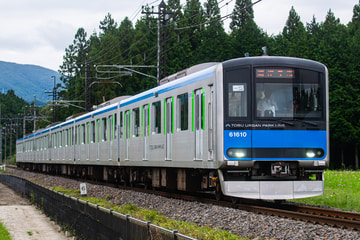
<box><xmin>255</xmin><ymin>68</ymin><xmax>323</xmax><ymax>120</ymax></box>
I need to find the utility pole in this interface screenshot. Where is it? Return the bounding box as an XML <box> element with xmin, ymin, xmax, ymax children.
<box><xmin>33</xmin><ymin>95</ymin><xmax>36</xmax><ymax>132</ymax></box>
<box><xmin>45</xmin><ymin>76</ymin><xmax>58</xmax><ymax>123</ymax></box>
<box><xmin>142</xmin><ymin>0</ymin><xmax>173</xmax><ymax>84</ymax></box>
<box><xmin>85</xmin><ymin>60</ymin><xmax>92</xmax><ymax>112</ymax></box>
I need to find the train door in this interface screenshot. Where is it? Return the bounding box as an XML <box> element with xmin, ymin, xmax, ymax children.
<box><xmin>195</xmin><ymin>89</ymin><xmax>204</xmax><ymax>160</ymax></box>
<box><xmin>143</xmin><ymin>104</ymin><xmax>149</xmax><ymax>160</ymax></box>
<box><xmin>125</xmin><ymin>110</ymin><xmax>130</xmax><ymax>160</ymax></box>
<box><xmin>208</xmin><ymin>85</ymin><xmax>215</xmax><ymax>160</ymax></box>
<box><xmin>165</xmin><ymin>97</ymin><xmax>173</xmax><ymax>160</ymax></box>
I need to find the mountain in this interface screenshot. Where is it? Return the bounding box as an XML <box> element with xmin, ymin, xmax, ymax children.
<box><xmin>0</xmin><ymin>61</ymin><xmax>62</xmax><ymax>104</ymax></box>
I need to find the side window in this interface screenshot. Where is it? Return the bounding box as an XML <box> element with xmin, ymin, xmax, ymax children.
<box><xmin>62</xmin><ymin>130</ymin><xmax>65</xmax><ymax>147</ymax></box>
<box><xmin>54</xmin><ymin>133</ymin><xmax>57</xmax><ymax>148</ymax></box>
<box><xmin>59</xmin><ymin>131</ymin><xmax>62</xmax><ymax>147</ymax></box>
<box><xmin>152</xmin><ymin>101</ymin><xmax>161</xmax><ymax>134</ymax></box>
<box><xmin>81</xmin><ymin>124</ymin><xmax>85</xmax><ymax>144</ymax></box>
<box><xmin>195</xmin><ymin>89</ymin><xmax>204</xmax><ymax>131</ymax></box>
<box><xmin>65</xmin><ymin>129</ymin><xmax>69</xmax><ymax>146</ymax></box>
<box><xmin>91</xmin><ymin>121</ymin><xmax>95</xmax><ymax>143</ymax></box>
<box><xmin>125</xmin><ymin>110</ymin><xmax>130</xmax><ymax>140</ymax></box>
<box><xmin>97</xmin><ymin>119</ymin><xmax>101</xmax><ymax>143</ymax></box>
<box><xmin>69</xmin><ymin>127</ymin><xmax>73</xmax><ymax>146</ymax></box>
<box><xmin>228</xmin><ymin>83</ymin><xmax>247</xmax><ymax>117</ymax></box>
<box><xmin>133</xmin><ymin>108</ymin><xmax>140</xmax><ymax>137</ymax></box>
<box><xmin>108</xmin><ymin>115</ymin><xmax>113</xmax><ymax>141</ymax></box>
<box><xmin>74</xmin><ymin>127</ymin><xmax>78</xmax><ymax>145</ymax></box>
<box><xmin>224</xmin><ymin>67</ymin><xmax>250</xmax><ymax>120</ymax></box>
<box><xmin>114</xmin><ymin>113</ymin><xmax>117</xmax><ymax>140</ymax></box>
<box><xmin>143</xmin><ymin>104</ymin><xmax>149</xmax><ymax>137</ymax></box>
<box><xmin>177</xmin><ymin>93</ymin><xmax>189</xmax><ymax>131</ymax></box>
<box><xmin>86</xmin><ymin>122</ymin><xmax>90</xmax><ymax>144</ymax></box>
<box><xmin>102</xmin><ymin>117</ymin><xmax>107</xmax><ymax>141</ymax></box>
<box><xmin>120</xmin><ymin>111</ymin><xmax>123</xmax><ymax>139</ymax></box>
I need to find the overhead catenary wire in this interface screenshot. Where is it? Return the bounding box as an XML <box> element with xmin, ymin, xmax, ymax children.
<box><xmin>86</xmin><ymin>0</ymin><xmax>234</xmax><ymax>66</ymax></box>
<box><xmin>130</xmin><ymin>0</ymin><xmax>263</xmax><ymax>66</ymax></box>
<box><xmin>84</xmin><ymin>0</ymin><xmax>160</xmax><ymax>66</ymax></box>
<box><xmin>175</xmin><ymin>0</ymin><xmax>262</xmax><ymax>30</ymax></box>
<box><xmin>68</xmin><ymin>0</ymin><xmax>263</xmax><ymax>79</ymax></box>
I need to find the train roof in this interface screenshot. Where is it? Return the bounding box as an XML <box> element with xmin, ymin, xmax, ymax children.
<box><xmin>222</xmin><ymin>56</ymin><xmax>327</xmax><ymax>72</ymax></box>
<box><xmin>119</xmin><ymin>63</ymin><xmax>217</xmax><ymax>108</ymax></box>
<box><xmin>17</xmin><ymin>62</ymin><xmax>218</xmax><ymax>143</ymax></box>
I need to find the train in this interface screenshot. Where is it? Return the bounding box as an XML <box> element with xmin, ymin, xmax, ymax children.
<box><xmin>16</xmin><ymin>56</ymin><xmax>329</xmax><ymax>200</ymax></box>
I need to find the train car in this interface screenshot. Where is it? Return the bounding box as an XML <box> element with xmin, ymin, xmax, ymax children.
<box><xmin>16</xmin><ymin>56</ymin><xmax>329</xmax><ymax>200</ymax></box>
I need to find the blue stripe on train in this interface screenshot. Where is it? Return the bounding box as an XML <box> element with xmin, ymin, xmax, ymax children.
<box><xmin>224</xmin><ymin>130</ymin><xmax>327</xmax><ymax>160</ymax></box>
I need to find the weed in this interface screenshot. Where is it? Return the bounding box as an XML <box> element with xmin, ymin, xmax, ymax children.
<box><xmin>292</xmin><ymin>170</ymin><xmax>360</xmax><ymax>212</ymax></box>
<box><xmin>0</xmin><ymin>221</ymin><xmax>11</xmax><ymax>240</ymax></box>
<box><xmin>30</xmin><ymin>191</ymin><xmax>35</xmax><ymax>204</ymax></box>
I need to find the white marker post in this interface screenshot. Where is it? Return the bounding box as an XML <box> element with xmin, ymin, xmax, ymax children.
<box><xmin>80</xmin><ymin>183</ymin><xmax>87</xmax><ymax>197</ymax></box>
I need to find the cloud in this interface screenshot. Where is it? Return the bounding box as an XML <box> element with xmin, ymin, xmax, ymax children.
<box><xmin>0</xmin><ymin>0</ymin><xmax>357</xmax><ymax>70</ymax></box>
<box><xmin>36</xmin><ymin>20</ymin><xmax>77</xmax><ymax>51</ymax></box>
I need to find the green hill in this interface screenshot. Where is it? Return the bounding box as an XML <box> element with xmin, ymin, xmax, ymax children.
<box><xmin>0</xmin><ymin>61</ymin><xmax>61</xmax><ymax>104</ymax></box>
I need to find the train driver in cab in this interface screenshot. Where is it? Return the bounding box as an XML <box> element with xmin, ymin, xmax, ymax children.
<box><xmin>257</xmin><ymin>88</ymin><xmax>278</xmax><ymax>117</ymax></box>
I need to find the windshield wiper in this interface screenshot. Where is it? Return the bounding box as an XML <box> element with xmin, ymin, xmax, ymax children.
<box><xmin>274</xmin><ymin>119</ymin><xmax>295</xmax><ymax>126</ymax></box>
<box><xmin>295</xmin><ymin>119</ymin><xmax>319</xmax><ymax>126</ymax></box>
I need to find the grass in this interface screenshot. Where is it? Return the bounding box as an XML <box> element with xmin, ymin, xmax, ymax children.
<box><xmin>51</xmin><ymin>187</ymin><xmax>244</xmax><ymax>239</ymax></box>
<box><xmin>46</xmin><ymin>170</ymin><xmax>360</xmax><ymax>238</ymax></box>
<box><xmin>292</xmin><ymin>170</ymin><xmax>360</xmax><ymax>212</ymax></box>
<box><xmin>0</xmin><ymin>221</ymin><xmax>11</xmax><ymax>240</ymax></box>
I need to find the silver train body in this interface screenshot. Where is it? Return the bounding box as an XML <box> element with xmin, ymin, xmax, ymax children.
<box><xmin>16</xmin><ymin>56</ymin><xmax>329</xmax><ymax>200</ymax></box>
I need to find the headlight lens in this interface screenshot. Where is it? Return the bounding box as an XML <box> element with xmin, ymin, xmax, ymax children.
<box><xmin>227</xmin><ymin>148</ymin><xmax>248</xmax><ymax>158</ymax></box>
<box><xmin>306</xmin><ymin>149</ymin><xmax>324</xmax><ymax>158</ymax></box>
<box><xmin>306</xmin><ymin>151</ymin><xmax>316</xmax><ymax>158</ymax></box>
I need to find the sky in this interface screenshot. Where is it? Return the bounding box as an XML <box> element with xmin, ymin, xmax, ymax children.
<box><xmin>0</xmin><ymin>0</ymin><xmax>357</xmax><ymax>71</ymax></box>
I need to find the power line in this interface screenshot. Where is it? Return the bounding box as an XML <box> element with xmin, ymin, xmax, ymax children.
<box><xmin>175</xmin><ymin>0</ymin><xmax>262</xmax><ymax>30</ymax></box>
<box><xmin>142</xmin><ymin>0</ymin><xmax>174</xmax><ymax>82</ymax></box>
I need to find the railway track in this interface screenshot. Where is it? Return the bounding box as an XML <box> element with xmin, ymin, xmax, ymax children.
<box><xmin>234</xmin><ymin>203</ymin><xmax>360</xmax><ymax>231</ymax></box>
<box><xmin>126</xmin><ymin>183</ymin><xmax>360</xmax><ymax>231</ymax></box>
<box><xmin>8</xmin><ymin>166</ymin><xmax>360</xmax><ymax>231</ymax></box>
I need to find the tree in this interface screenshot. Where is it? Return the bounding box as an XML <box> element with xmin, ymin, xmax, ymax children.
<box><xmin>280</xmin><ymin>6</ymin><xmax>308</xmax><ymax>57</ymax></box>
<box><xmin>99</xmin><ymin>13</ymin><xmax>118</xmax><ymax>37</ymax></box>
<box><xmin>317</xmin><ymin>10</ymin><xmax>353</xmax><ymax>167</ymax></box>
<box><xmin>118</xmin><ymin>17</ymin><xmax>135</xmax><ymax>63</ymax></box>
<box><xmin>230</xmin><ymin>0</ymin><xmax>267</xmax><ymax>58</ymax></box>
<box><xmin>230</xmin><ymin>0</ymin><xmax>253</xmax><ymax>31</ymax></box>
<box><xmin>346</xmin><ymin>1</ymin><xmax>360</xmax><ymax>168</ymax></box>
<box><xmin>167</xmin><ymin>0</ymin><xmax>191</xmax><ymax>74</ymax></box>
<box><xmin>59</xmin><ymin>27</ymin><xmax>89</xmax><ymax>118</ymax></box>
<box><xmin>198</xmin><ymin>0</ymin><xmax>230</xmax><ymax>62</ymax></box>
<box><xmin>305</xmin><ymin>16</ymin><xmax>322</xmax><ymax>60</ymax></box>
<box><xmin>182</xmin><ymin>0</ymin><xmax>205</xmax><ymax>64</ymax></box>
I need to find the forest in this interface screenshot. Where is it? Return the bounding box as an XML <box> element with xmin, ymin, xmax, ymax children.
<box><xmin>2</xmin><ymin>0</ymin><xmax>360</xmax><ymax>168</ymax></box>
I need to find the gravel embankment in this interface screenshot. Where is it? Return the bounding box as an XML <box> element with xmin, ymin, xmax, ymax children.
<box><xmin>7</xmin><ymin>168</ymin><xmax>360</xmax><ymax>240</ymax></box>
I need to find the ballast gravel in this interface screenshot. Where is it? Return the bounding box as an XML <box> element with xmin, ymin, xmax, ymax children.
<box><xmin>8</xmin><ymin>168</ymin><xmax>360</xmax><ymax>240</ymax></box>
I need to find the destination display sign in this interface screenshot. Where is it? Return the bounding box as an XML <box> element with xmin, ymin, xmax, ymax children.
<box><xmin>256</xmin><ymin>69</ymin><xmax>294</xmax><ymax>78</ymax></box>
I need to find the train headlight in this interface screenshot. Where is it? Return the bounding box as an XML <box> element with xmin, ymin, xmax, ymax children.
<box><xmin>306</xmin><ymin>151</ymin><xmax>316</xmax><ymax>158</ymax></box>
<box><xmin>306</xmin><ymin>149</ymin><xmax>324</xmax><ymax>158</ymax></box>
<box><xmin>227</xmin><ymin>148</ymin><xmax>248</xmax><ymax>158</ymax></box>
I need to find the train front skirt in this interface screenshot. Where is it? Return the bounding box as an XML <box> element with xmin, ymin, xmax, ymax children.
<box><xmin>220</xmin><ymin>178</ymin><xmax>324</xmax><ymax>199</ymax></box>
